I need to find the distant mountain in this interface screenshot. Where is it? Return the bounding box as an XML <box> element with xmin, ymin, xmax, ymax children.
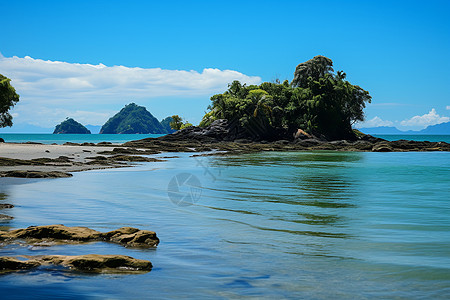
<box><xmin>160</xmin><ymin>116</ymin><xmax>176</xmax><ymax>134</ymax></box>
<box><xmin>420</xmin><ymin>122</ymin><xmax>450</xmax><ymax>134</ymax></box>
<box><xmin>358</xmin><ymin>122</ymin><xmax>450</xmax><ymax>135</ymax></box>
<box><xmin>100</xmin><ymin>103</ymin><xmax>168</xmax><ymax>134</ymax></box>
<box><xmin>53</xmin><ymin>118</ymin><xmax>91</xmax><ymax>134</ymax></box>
<box><xmin>85</xmin><ymin>125</ymin><xmax>102</xmax><ymax>134</ymax></box>
<box><xmin>359</xmin><ymin>126</ymin><xmax>405</xmax><ymax>135</ymax></box>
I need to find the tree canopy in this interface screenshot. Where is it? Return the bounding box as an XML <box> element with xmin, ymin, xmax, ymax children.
<box><xmin>199</xmin><ymin>56</ymin><xmax>371</xmax><ymax>140</ymax></box>
<box><xmin>0</xmin><ymin>74</ymin><xmax>20</xmax><ymax>128</ymax></box>
<box><xmin>170</xmin><ymin>115</ymin><xmax>192</xmax><ymax>130</ymax></box>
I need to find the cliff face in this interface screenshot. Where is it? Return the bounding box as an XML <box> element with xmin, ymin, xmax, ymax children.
<box><xmin>100</xmin><ymin>103</ymin><xmax>168</xmax><ymax>134</ymax></box>
<box><xmin>53</xmin><ymin>118</ymin><xmax>91</xmax><ymax>134</ymax></box>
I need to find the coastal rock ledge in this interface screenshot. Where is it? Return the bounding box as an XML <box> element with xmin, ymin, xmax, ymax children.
<box><xmin>0</xmin><ymin>225</ymin><xmax>159</xmax><ymax>248</ymax></box>
<box><xmin>124</xmin><ymin>119</ymin><xmax>450</xmax><ymax>153</ymax></box>
<box><xmin>0</xmin><ymin>255</ymin><xmax>152</xmax><ymax>274</ymax></box>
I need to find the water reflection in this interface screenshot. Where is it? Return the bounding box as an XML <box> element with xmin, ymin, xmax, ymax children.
<box><xmin>199</xmin><ymin>151</ymin><xmax>363</xmax><ymax>241</ymax></box>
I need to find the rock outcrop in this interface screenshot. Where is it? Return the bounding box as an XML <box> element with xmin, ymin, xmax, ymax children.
<box><xmin>0</xmin><ymin>255</ymin><xmax>152</xmax><ymax>273</ymax></box>
<box><xmin>0</xmin><ymin>225</ymin><xmax>159</xmax><ymax>248</ymax></box>
<box><xmin>123</xmin><ymin>119</ymin><xmax>450</xmax><ymax>153</ymax></box>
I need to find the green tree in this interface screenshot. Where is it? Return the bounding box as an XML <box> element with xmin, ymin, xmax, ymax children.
<box><xmin>291</xmin><ymin>55</ymin><xmax>334</xmax><ymax>88</ymax></box>
<box><xmin>0</xmin><ymin>74</ymin><xmax>20</xmax><ymax>128</ymax></box>
<box><xmin>180</xmin><ymin>122</ymin><xmax>193</xmax><ymax>130</ymax></box>
<box><xmin>169</xmin><ymin>115</ymin><xmax>183</xmax><ymax>130</ymax></box>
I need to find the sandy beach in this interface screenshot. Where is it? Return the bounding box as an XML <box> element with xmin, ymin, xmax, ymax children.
<box><xmin>0</xmin><ymin>143</ymin><xmax>125</xmax><ymax>175</ymax></box>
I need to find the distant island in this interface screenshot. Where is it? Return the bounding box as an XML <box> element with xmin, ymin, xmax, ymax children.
<box><xmin>100</xmin><ymin>103</ymin><xmax>171</xmax><ymax>134</ymax></box>
<box><xmin>359</xmin><ymin>122</ymin><xmax>450</xmax><ymax>135</ymax></box>
<box><xmin>160</xmin><ymin>116</ymin><xmax>176</xmax><ymax>134</ymax></box>
<box><xmin>53</xmin><ymin>118</ymin><xmax>91</xmax><ymax>134</ymax></box>
<box><xmin>46</xmin><ymin>104</ymin><xmax>176</xmax><ymax>135</ymax></box>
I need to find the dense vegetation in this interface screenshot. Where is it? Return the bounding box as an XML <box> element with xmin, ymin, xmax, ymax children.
<box><xmin>100</xmin><ymin>103</ymin><xmax>169</xmax><ymax>134</ymax></box>
<box><xmin>169</xmin><ymin>115</ymin><xmax>192</xmax><ymax>130</ymax></box>
<box><xmin>200</xmin><ymin>56</ymin><xmax>371</xmax><ymax>140</ymax></box>
<box><xmin>0</xmin><ymin>74</ymin><xmax>20</xmax><ymax>128</ymax></box>
<box><xmin>53</xmin><ymin>118</ymin><xmax>91</xmax><ymax>134</ymax></box>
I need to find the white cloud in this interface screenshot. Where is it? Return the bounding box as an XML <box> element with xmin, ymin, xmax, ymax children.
<box><xmin>446</xmin><ymin>105</ymin><xmax>450</xmax><ymax>110</ymax></box>
<box><xmin>400</xmin><ymin>108</ymin><xmax>449</xmax><ymax>128</ymax></box>
<box><xmin>0</xmin><ymin>54</ymin><xmax>261</xmax><ymax>127</ymax></box>
<box><xmin>355</xmin><ymin>116</ymin><xmax>394</xmax><ymax>128</ymax></box>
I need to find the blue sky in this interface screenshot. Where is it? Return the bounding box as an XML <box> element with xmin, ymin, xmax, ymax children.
<box><xmin>1</xmin><ymin>0</ymin><xmax>449</xmax><ymax>132</ymax></box>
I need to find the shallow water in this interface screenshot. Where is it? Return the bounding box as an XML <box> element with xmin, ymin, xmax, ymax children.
<box><xmin>0</xmin><ymin>133</ymin><xmax>165</xmax><ymax>144</ymax></box>
<box><xmin>0</xmin><ymin>151</ymin><xmax>449</xmax><ymax>299</ymax></box>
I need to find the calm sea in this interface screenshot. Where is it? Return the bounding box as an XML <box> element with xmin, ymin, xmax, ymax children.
<box><xmin>0</xmin><ymin>133</ymin><xmax>450</xmax><ymax>144</ymax></box>
<box><xmin>0</xmin><ymin>150</ymin><xmax>449</xmax><ymax>299</ymax></box>
<box><xmin>0</xmin><ymin>133</ymin><xmax>165</xmax><ymax>144</ymax></box>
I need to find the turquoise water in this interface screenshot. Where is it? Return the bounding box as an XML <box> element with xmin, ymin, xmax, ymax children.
<box><xmin>0</xmin><ymin>151</ymin><xmax>449</xmax><ymax>299</ymax></box>
<box><xmin>0</xmin><ymin>133</ymin><xmax>165</xmax><ymax>144</ymax></box>
<box><xmin>375</xmin><ymin>134</ymin><xmax>450</xmax><ymax>143</ymax></box>
<box><xmin>0</xmin><ymin>133</ymin><xmax>449</xmax><ymax>145</ymax></box>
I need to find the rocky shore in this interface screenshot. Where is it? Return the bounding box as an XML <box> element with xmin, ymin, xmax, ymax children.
<box><xmin>0</xmin><ymin>143</ymin><xmax>165</xmax><ymax>178</ymax></box>
<box><xmin>123</xmin><ymin>119</ymin><xmax>450</xmax><ymax>153</ymax></box>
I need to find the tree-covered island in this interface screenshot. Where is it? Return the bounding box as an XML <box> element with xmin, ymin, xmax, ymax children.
<box><xmin>199</xmin><ymin>55</ymin><xmax>371</xmax><ymax>141</ymax></box>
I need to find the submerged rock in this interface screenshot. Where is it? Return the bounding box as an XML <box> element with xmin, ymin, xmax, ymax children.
<box><xmin>0</xmin><ymin>204</ymin><xmax>14</xmax><ymax>209</ymax></box>
<box><xmin>0</xmin><ymin>224</ymin><xmax>159</xmax><ymax>248</ymax></box>
<box><xmin>0</xmin><ymin>214</ymin><xmax>13</xmax><ymax>220</ymax></box>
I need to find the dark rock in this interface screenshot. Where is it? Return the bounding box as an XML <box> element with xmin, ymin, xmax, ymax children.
<box><xmin>0</xmin><ymin>214</ymin><xmax>13</xmax><ymax>220</ymax></box>
<box><xmin>24</xmin><ymin>142</ymin><xmax>43</xmax><ymax>145</ymax></box>
<box><xmin>0</xmin><ymin>138</ymin><xmax>4</xmax><ymax>143</ymax></box>
<box><xmin>0</xmin><ymin>171</ymin><xmax>73</xmax><ymax>178</ymax></box>
<box><xmin>360</xmin><ymin>134</ymin><xmax>386</xmax><ymax>143</ymax></box>
<box><xmin>63</xmin><ymin>142</ymin><xmax>80</xmax><ymax>146</ymax></box>
<box><xmin>0</xmin><ymin>204</ymin><xmax>14</xmax><ymax>209</ymax></box>
<box><xmin>109</xmin><ymin>155</ymin><xmax>164</xmax><ymax>162</ymax></box>
<box><xmin>294</xmin><ymin>138</ymin><xmax>323</xmax><ymax>146</ymax></box>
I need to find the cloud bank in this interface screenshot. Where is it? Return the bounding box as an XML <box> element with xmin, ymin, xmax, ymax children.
<box><xmin>0</xmin><ymin>54</ymin><xmax>261</xmax><ymax>127</ymax></box>
<box><xmin>356</xmin><ymin>116</ymin><xmax>394</xmax><ymax>128</ymax></box>
<box><xmin>400</xmin><ymin>108</ymin><xmax>449</xmax><ymax>128</ymax></box>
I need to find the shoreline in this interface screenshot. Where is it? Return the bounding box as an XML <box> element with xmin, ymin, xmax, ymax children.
<box><xmin>0</xmin><ymin>142</ymin><xmax>162</xmax><ymax>178</ymax></box>
<box><xmin>1</xmin><ymin>134</ymin><xmax>450</xmax><ymax>178</ymax></box>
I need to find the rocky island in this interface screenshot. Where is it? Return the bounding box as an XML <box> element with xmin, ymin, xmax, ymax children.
<box><xmin>53</xmin><ymin>118</ymin><xmax>91</xmax><ymax>134</ymax></box>
<box><xmin>100</xmin><ymin>103</ymin><xmax>170</xmax><ymax>134</ymax></box>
